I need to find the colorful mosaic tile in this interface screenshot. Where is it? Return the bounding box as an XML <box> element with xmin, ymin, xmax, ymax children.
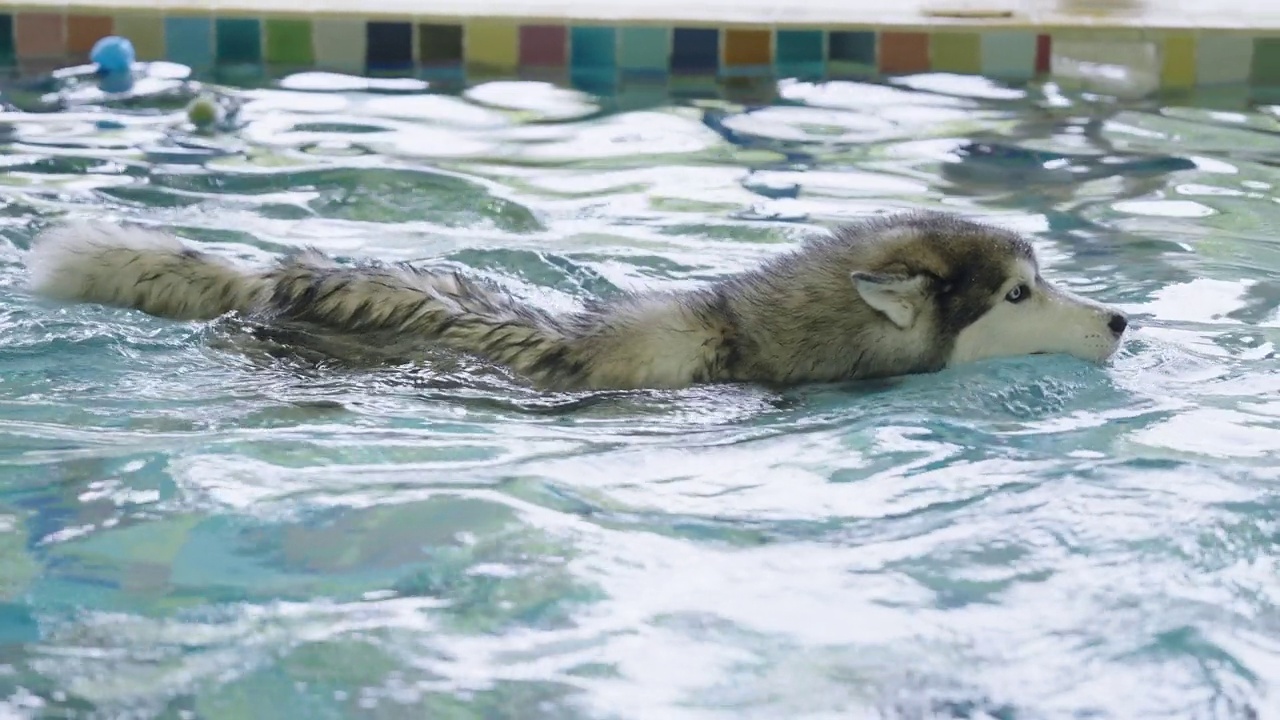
<box><xmin>572</xmin><ymin>26</ymin><xmax>617</xmax><ymax>71</ymax></box>
<box><xmin>0</xmin><ymin>15</ymin><xmax>14</xmax><ymax>67</ymax></box>
<box><xmin>419</xmin><ymin>23</ymin><xmax>464</xmax><ymax>68</ymax></box>
<box><xmin>1196</xmin><ymin>33</ymin><xmax>1253</xmax><ymax>85</ymax></box>
<box><xmin>313</xmin><ymin>18</ymin><xmax>366</xmax><ymax>72</ymax></box>
<box><xmin>465</xmin><ymin>20</ymin><xmax>519</xmax><ymax>74</ymax></box>
<box><xmin>931</xmin><ymin>32</ymin><xmax>980</xmax><ymax>74</ymax></box>
<box><xmin>520</xmin><ymin>25</ymin><xmax>567</xmax><ymax>67</ymax></box>
<box><xmin>112</xmin><ymin>14</ymin><xmax>165</xmax><ymax>61</ymax></box>
<box><xmin>67</xmin><ymin>15</ymin><xmax>114</xmax><ymax>62</ymax></box>
<box><xmin>216</xmin><ymin>18</ymin><xmax>262</xmax><ymax>66</ymax></box>
<box><xmin>164</xmin><ymin>16</ymin><xmax>213</xmax><ymax>71</ymax></box>
<box><xmin>265</xmin><ymin>19</ymin><xmax>313</xmax><ymax>67</ymax></box>
<box><xmin>1160</xmin><ymin>34</ymin><xmax>1195</xmax><ymax>88</ymax></box>
<box><xmin>569</xmin><ymin>26</ymin><xmax>615</xmax><ymax>89</ymax></box>
<box><xmin>725</xmin><ymin>29</ymin><xmax>769</xmax><ymax>65</ymax></box>
<box><xmin>6</xmin><ymin>12</ymin><xmax>1280</xmax><ymax>91</ymax></box>
<box><xmin>16</xmin><ymin>13</ymin><xmax>65</xmax><ymax>60</ymax></box>
<box><xmin>776</xmin><ymin>30</ymin><xmax>824</xmax><ymax>79</ymax></box>
<box><xmin>1250</xmin><ymin>37</ymin><xmax>1280</xmax><ymax>86</ymax></box>
<box><xmin>980</xmin><ymin>30</ymin><xmax>1036</xmax><ymax>80</ymax></box>
<box><xmin>619</xmin><ymin>26</ymin><xmax>669</xmax><ymax>75</ymax></box>
<box><xmin>880</xmin><ymin>32</ymin><xmax>929</xmax><ymax>74</ymax></box>
<box><xmin>828</xmin><ymin>30</ymin><xmax>876</xmax><ymax>74</ymax></box>
<box><xmin>671</xmin><ymin>28</ymin><xmax>718</xmax><ymax>74</ymax></box>
<box><xmin>1035</xmin><ymin>34</ymin><xmax>1052</xmax><ymax>75</ymax></box>
<box><xmin>366</xmin><ymin>21</ymin><xmax>412</xmax><ymax>72</ymax></box>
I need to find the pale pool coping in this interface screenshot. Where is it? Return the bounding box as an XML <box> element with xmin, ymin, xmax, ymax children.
<box><xmin>12</xmin><ymin>0</ymin><xmax>1280</xmax><ymax>30</ymax></box>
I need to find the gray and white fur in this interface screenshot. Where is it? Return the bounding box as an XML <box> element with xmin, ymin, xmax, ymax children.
<box><xmin>24</xmin><ymin>212</ymin><xmax>1128</xmax><ymax>391</ymax></box>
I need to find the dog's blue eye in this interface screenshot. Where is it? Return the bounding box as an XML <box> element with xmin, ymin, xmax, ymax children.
<box><xmin>1006</xmin><ymin>284</ymin><xmax>1030</xmax><ymax>303</ymax></box>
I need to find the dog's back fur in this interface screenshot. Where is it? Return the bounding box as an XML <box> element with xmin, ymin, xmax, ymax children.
<box><xmin>25</xmin><ymin>212</ymin><xmax>1124</xmax><ymax>390</ymax></box>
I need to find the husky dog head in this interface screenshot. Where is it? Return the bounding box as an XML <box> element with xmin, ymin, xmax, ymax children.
<box><xmin>843</xmin><ymin>213</ymin><xmax>1127</xmax><ymax>370</ymax></box>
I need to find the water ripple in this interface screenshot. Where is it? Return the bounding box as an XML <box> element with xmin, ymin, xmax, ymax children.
<box><xmin>0</xmin><ymin>67</ymin><xmax>1274</xmax><ymax>718</ymax></box>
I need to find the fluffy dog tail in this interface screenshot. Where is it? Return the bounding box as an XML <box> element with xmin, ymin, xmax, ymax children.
<box><xmin>27</xmin><ymin>221</ymin><xmax>266</xmax><ymax>321</ymax></box>
<box><xmin>23</xmin><ymin>221</ymin><xmax>611</xmax><ymax>388</ymax></box>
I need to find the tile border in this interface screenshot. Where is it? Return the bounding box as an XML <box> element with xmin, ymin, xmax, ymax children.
<box><xmin>0</xmin><ymin>9</ymin><xmax>1278</xmax><ymax>89</ymax></box>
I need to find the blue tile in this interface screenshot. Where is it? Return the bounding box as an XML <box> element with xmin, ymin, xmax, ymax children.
<box><xmin>215</xmin><ymin>18</ymin><xmax>261</xmax><ymax>65</ymax></box>
<box><xmin>571</xmin><ymin>26</ymin><xmax>616</xmax><ymax>70</ymax></box>
<box><xmin>671</xmin><ymin>27</ymin><xmax>718</xmax><ymax>74</ymax></box>
<box><xmin>165</xmin><ymin>17</ymin><xmax>213</xmax><ymax>70</ymax></box>
<box><xmin>828</xmin><ymin>30</ymin><xmax>876</xmax><ymax>66</ymax></box>
<box><xmin>367</xmin><ymin>21</ymin><xmax>412</xmax><ymax>71</ymax></box>
<box><xmin>619</xmin><ymin>26</ymin><xmax>669</xmax><ymax>74</ymax></box>
<box><xmin>776</xmin><ymin>30</ymin><xmax>824</xmax><ymax>79</ymax></box>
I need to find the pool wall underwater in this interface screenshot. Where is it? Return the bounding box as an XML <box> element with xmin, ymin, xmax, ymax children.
<box><xmin>1</xmin><ymin>1</ymin><xmax>1280</xmax><ymax>95</ymax></box>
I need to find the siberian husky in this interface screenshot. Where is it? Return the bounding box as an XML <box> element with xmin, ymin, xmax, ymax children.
<box><xmin>24</xmin><ymin>211</ymin><xmax>1128</xmax><ymax>390</ymax></box>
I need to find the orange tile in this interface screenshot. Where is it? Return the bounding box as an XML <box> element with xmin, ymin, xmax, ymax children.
<box><xmin>15</xmin><ymin>13</ymin><xmax>65</xmax><ymax>59</ymax></box>
<box><xmin>67</xmin><ymin>15</ymin><xmax>115</xmax><ymax>60</ymax></box>
<box><xmin>880</xmin><ymin>31</ymin><xmax>929</xmax><ymax>74</ymax></box>
<box><xmin>20</xmin><ymin>59</ymin><xmax>63</xmax><ymax>77</ymax></box>
<box><xmin>725</xmin><ymin>29</ymin><xmax>771</xmax><ymax>66</ymax></box>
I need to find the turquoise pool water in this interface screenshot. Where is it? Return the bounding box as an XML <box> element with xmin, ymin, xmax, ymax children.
<box><xmin>0</xmin><ymin>66</ymin><xmax>1277</xmax><ymax>718</ymax></box>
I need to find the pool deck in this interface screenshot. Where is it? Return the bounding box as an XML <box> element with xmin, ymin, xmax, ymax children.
<box><xmin>1</xmin><ymin>0</ymin><xmax>1279</xmax><ymax>92</ymax></box>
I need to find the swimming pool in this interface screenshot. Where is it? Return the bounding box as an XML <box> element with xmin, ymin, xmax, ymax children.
<box><xmin>0</xmin><ymin>66</ymin><xmax>1277</xmax><ymax>718</ymax></box>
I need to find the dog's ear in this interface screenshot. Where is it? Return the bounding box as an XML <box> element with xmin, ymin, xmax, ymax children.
<box><xmin>851</xmin><ymin>271</ymin><xmax>929</xmax><ymax>329</ymax></box>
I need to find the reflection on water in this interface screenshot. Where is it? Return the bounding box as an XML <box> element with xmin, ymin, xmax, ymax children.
<box><xmin>0</xmin><ymin>66</ymin><xmax>1276</xmax><ymax>718</ymax></box>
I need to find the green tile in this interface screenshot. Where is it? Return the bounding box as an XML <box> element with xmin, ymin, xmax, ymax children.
<box><xmin>931</xmin><ymin>32</ymin><xmax>980</xmax><ymax>74</ymax></box>
<box><xmin>420</xmin><ymin>23</ymin><xmax>463</xmax><ymax>64</ymax></box>
<box><xmin>265</xmin><ymin>19</ymin><xmax>312</xmax><ymax>66</ymax></box>
<box><xmin>1250</xmin><ymin>37</ymin><xmax>1280</xmax><ymax>86</ymax></box>
<box><xmin>113</xmin><ymin>14</ymin><xmax>165</xmax><ymax>61</ymax></box>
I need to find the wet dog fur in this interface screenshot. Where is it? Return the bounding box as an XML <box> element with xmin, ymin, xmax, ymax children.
<box><xmin>24</xmin><ymin>211</ymin><xmax>1128</xmax><ymax>391</ymax></box>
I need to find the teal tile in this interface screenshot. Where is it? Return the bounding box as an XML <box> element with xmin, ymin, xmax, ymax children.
<box><xmin>828</xmin><ymin>31</ymin><xmax>875</xmax><ymax>67</ymax></box>
<box><xmin>619</xmin><ymin>26</ymin><xmax>669</xmax><ymax>74</ymax></box>
<box><xmin>216</xmin><ymin>17</ymin><xmax>261</xmax><ymax>65</ymax></box>
<box><xmin>571</xmin><ymin>26</ymin><xmax>617</xmax><ymax>91</ymax></box>
<box><xmin>0</xmin><ymin>15</ymin><xmax>13</xmax><ymax>67</ymax></box>
<box><xmin>980</xmin><ymin>30</ymin><xmax>1036</xmax><ymax>80</ymax></box>
<box><xmin>571</xmin><ymin>68</ymin><xmax>616</xmax><ymax>94</ymax></box>
<box><xmin>571</xmin><ymin>26</ymin><xmax>616</xmax><ymax>69</ymax></box>
<box><xmin>776</xmin><ymin>30</ymin><xmax>823</xmax><ymax>79</ymax></box>
<box><xmin>165</xmin><ymin>17</ymin><xmax>213</xmax><ymax>70</ymax></box>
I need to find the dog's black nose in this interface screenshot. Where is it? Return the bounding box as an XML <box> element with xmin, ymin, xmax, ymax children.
<box><xmin>1108</xmin><ymin>313</ymin><xmax>1128</xmax><ymax>335</ymax></box>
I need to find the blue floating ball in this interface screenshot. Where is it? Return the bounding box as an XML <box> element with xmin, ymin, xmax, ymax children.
<box><xmin>98</xmin><ymin>72</ymin><xmax>134</xmax><ymax>94</ymax></box>
<box><xmin>90</xmin><ymin>36</ymin><xmax>136</xmax><ymax>74</ymax></box>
